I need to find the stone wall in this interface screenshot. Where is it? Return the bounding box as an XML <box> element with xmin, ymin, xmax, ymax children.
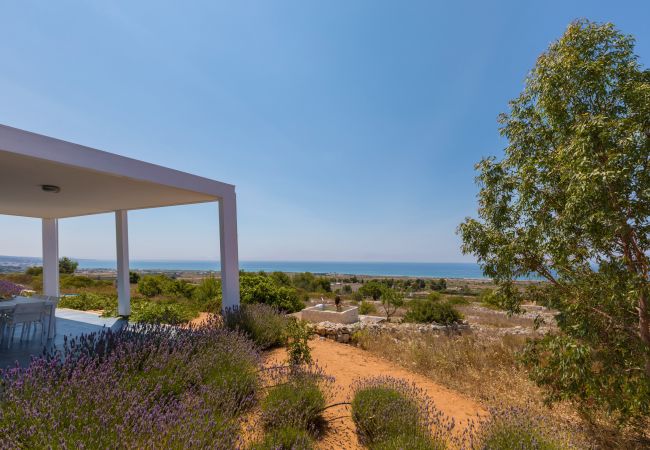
<box><xmin>309</xmin><ymin>320</ymin><xmax>469</xmax><ymax>344</ymax></box>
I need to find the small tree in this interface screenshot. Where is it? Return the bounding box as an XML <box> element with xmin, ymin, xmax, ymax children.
<box><xmin>58</xmin><ymin>257</ymin><xmax>78</xmax><ymax>274</ymax></box>
<box><xmin>129</xmin><ymin>271</ymin><xmax>141</xmax><ymax>284</ymax></box>
<box><xmin>359</xmin><ymin>281</ymin><xmax>384</xmax><ymax>300</ymax></box>
<box><xmin>25</xmin><ymin>266</ymin><xmax>43</xmax><ymax>276</ymax></box>
<box><xmin>380</xmin><ymin>288</ymin><xmax>404</xmax><ymax>322</ymax></box>
<box><xmin>284</xmin><ymin>318</ymin><xmax>312</xmax><ymax>366</ymax></box>
<box><xmin>458</xmin><ymin>20</ymin><xmax>650</xmax><ymax>423</ymax></box>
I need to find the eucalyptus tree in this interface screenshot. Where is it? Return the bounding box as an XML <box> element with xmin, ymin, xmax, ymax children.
<box><xmin>459</xmin><ymin>20</ymin><xmax>649</xmax><ymax>422</ymax></box>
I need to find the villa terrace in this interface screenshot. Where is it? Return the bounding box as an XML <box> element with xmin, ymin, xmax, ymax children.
<box><xmin>0</xmin><ymin>124</ymin><xmax>240</xmax><ymax>367</ymax></box>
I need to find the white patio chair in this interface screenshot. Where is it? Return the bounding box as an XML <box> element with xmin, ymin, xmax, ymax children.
<box><xmin>3</xmin><ymin>301</ymin><xmax>47</xmax><ymax>348</ymax></box>
<box><xmin>0</xmin><ymin>310</ymin><xmax>10</xmax><ymax>347</ymax></box>
<box><xmin>38</xmin><ymin>295</ymin><xmax>59</xmax><ymax>338</ymax></box>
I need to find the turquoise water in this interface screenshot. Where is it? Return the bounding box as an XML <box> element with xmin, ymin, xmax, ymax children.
<box><xmin>2</xmin><ymin>255</ymin><xmax>489</xmax><ymax>278</ymax></box>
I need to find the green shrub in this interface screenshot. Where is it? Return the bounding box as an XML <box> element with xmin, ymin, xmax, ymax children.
<box><xmin>359</xmin><ymin>300</ymin><xmax>377</xmax><ymax>315</ymax></box>
<box><xmin>223</xmin><ymin>304</ymin><xmax>288</xmax><ymax>349</ymax></box>
<box><xmin>138</xmin><ymin>275</ymin><xmax>169</xmax><ymax>297</ymax></box>
<box><xmin>352</xmin><ymin>291</ymin><xmax>363</xmax><ymax>302</ymax></box>
<box><xmin>130</xmin><ymin>301</ymin><xmax>196</xmax><ymax>324</ymax></box>
<box><xmin>60</xmin><ymin>275</ymin><xmax>112</xmax><ymax>289</ymax></box>
<box><xmin>129</xmin><ymin>271</ymin><xmax>140</xmax><ymax>284</ymax></box>
<box><xmin>58</xmin><ymin>257</ymin><xmax>78</xmax><ymax>274</ymax></box>
<box><xmin>270</xmin><ymin>271</ymin><xmax>293</xmax><ymax>287</ymax></box>
<box><xmin>291</xmin><ymin>272</ymin><xmax>331</xmax><ymax>293</ymax></box>
<box><xmin>403</xmin><ymin>300</ymin><xmax>462</xmax><ymax>325</ymax></box>
<box><xmin>479</xmin><ymin>289</ymin><xmax>504</xmax><ymax>309</ymax></box>
<box><xmin>138</xmin><ymin>275</ymin><xmax>195</xmax><ymax>299</ymax></box>
<box><xmin>25</xmin><ymin>266</ymin><xmax>43</xmax><ymax>276</ymax></box>
<box><xmin>193</xmin><ymin>276</ymin><xmax>222</xmax><ymax>312</ymax></box>
<box><xmin>284</xmin><ymin>319</ymin><xmax>312</xmax><ymax>366</ymax></box>
<box><xmin>58</xmin><ymin>292</ymin><xmax>117</xmax><ymax>311</ymax></box>
<box><xmin>427</xmin><ymin>291</ymin><xmax>442</xmax><ymax>302</ymax></box>
<box><xmin>261</xmin><ymin>372</ymin><xmax>326</xmax><ymax>432</ymax></box>
<box><xmin>352</xmin><ymin>387</ymin><xmax>421</xmax><ymax>443</ymax></box>
<box><xmin>241</xmin><ymin>274</ymin><xmax>305</xmax><ymax>313</ymax></box>
<box><xmin>249</xmin><ymin>426</ymin><xmax>314</xmax><ymax>450</ymax></box>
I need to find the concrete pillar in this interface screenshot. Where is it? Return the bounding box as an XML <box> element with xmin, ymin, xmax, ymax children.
<box><xmin>115</xmin><ymin>210</ymin><xmax>131</xmax><ymax>316</ymax></box>
<box><xmin>42</xmin><ymin>218</ymin><xmax>59</xmax><ymax>297</ymax></box>
<box><xmin>219</xmin><ymin>193</ymin><xmax>240</xmax><ymax>311</ymax></box>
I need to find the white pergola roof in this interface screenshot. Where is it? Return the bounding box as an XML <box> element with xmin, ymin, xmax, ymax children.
<box><xmin>0</xmin><ymin>124</ymin><xmax>235</xmax><ymax>219</ymax></box>
<box><xmin>0</xmin><ymin>124</ymin><xmax>240</xmax><ymax>314</ymax></box>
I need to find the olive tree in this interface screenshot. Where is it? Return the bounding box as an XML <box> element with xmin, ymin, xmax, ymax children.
<box><xmin>380</xmin><ymin>288</ymin><xmax>404</xmax><ymax>321</ymax></box>
<box><xmin>458</xmin><ymin>20</ymin><xmax>650</xmax><ymax>423</ymax></box>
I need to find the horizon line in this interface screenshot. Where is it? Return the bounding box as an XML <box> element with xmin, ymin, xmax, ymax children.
<box><xmin>1</xmin><ymin>254</ymin><xmax>477</xmax><ymax>265</ymax></box>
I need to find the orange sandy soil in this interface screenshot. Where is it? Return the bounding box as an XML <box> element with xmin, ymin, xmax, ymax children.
<box><xmin>264</xmin><ymin>338</ymin><xmax>486</xmax><ymax>450</ymax></box>
<box><xmin>189</xmin><ymin>312</ymin><xmax>212</xmax><ymax>326</ymax></box>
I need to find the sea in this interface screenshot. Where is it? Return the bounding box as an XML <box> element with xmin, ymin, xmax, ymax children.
<box><xmin>0</xmin><ymin>255</ymin><xmax>490</xmax><ymax>279</ymax></box>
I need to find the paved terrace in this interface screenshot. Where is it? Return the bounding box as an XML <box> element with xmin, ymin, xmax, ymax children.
<box><xmin>0</xmin><ymin>309</ymin><xmax>126</xmax><ymax>369</ymax></box>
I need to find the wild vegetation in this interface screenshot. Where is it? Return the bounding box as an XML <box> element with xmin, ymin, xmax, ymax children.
<box><xmin>351</xmin><ymin>377</ymin><xmax>447</xmax><ymax>449</ymax></box>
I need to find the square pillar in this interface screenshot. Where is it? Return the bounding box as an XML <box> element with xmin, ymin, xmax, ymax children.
<box><xmin>219</xmin><ymin>193</ymin><xmax>240</xmax><ymax>311</ymax></box>
<box><xmin>115</xmin><ymin>210</ymin><xmax>131</xmax><ymax>316</ymax></box>
<box><xmin>42</xmin><ymin>218</ymin><xmax>60</xmax><ymax>297</ymax></box>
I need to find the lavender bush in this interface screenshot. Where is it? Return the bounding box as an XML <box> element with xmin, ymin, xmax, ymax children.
<box><xmin>350</xmin><ymin>376</ymin><xmax>450</xmax><ymax>449</ymax></box>
<box><xmin>463</xmin><ymin>405</ymin><xmax>568</xmax><ymax>450</ymax></box>
<box><xmin>260</xmin><ymin>365</ymin><xmax>332</xmax><ymax>434</ymax></box>
<box><xmin>0</xmin><ymin>280</ymin><xmax>22</xmax><ymax>299</ymax></box>
<box><xmin>0</xmin><ymin>317</ymin><xmax>260</xmax><ymax>448</ymax></box>
<box><xmin>224</xmin><ymin>303</ymin><xmax>289</xmax><ymax>349</ymax></box>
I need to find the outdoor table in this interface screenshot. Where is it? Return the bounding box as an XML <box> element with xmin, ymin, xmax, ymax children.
<box><xmin>0</xmin><ymin>296</ymin><xmax>56</xmax><ymax>340</ymax></box>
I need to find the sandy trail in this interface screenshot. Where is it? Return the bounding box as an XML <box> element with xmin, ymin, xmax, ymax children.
<box><xmin>264</xmin><ymin>337</ymin><xmax>485</xmax><ymax>449</ymax></box>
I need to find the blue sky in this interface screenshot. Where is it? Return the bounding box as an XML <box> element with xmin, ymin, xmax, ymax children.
<box><xmin>0</xmin><ymin>1</ymin><xmax>648</xmax><ymax>263</ymax></box>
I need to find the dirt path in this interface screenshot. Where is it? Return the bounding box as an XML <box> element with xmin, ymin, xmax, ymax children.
<box><xmin>264</xmin><ymin>337</ymin><xmax>486</xmax><ymax>449</ymax></box>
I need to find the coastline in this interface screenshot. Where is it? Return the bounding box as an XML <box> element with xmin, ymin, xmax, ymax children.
<box><xmin>0</xmin><ymin>256</ymin><xmax>497</xmax><ymax>280</ymax></box>
<box><xmin>1</xmin><ymin>255</ymin><xmax>545</xmax><ymax>281</ymax></box>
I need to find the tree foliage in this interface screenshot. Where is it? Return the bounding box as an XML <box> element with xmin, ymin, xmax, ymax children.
<box><xmin>380</xmin><ymin>288</ymin><xmax>404</xmax><ymax>321</ymax></box>
<box><xmin>458</xmin><ymin>20</ymin><xmax>650</xmax><ymax>423</ymax></box>
<box><xmin>291</xmin><ymin>272</ymin><xmax>331</xmax><ymax>292</ymax></box>
<box><xmin>359</xmin><ymin>281</ymin><xmax>384</xmax><ymax>300</ymax></box>
<box><xmin>240</xmin><ymin>273</ymin><xmax>304</xmax><ymax>313</ymax></box>
<box><xmin>58</xmin><ymin>257</ymin><xmax>78</xmax><ymax>274</ymax></box>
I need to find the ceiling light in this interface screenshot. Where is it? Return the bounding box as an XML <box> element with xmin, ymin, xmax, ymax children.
<box><xmin>41</xmin><ymin>185</ymin><xmax>61</xmax><ymax>193</ymax></box>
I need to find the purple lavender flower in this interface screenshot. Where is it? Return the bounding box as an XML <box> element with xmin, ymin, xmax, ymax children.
<box><xmin>0</xmin><ymin>319</ymin><xmax>260</xmax><ymax>448</ymax></box>
<box><xmin>0</xmin><ymin>280</ymin><xmax>22</xmax><ymax>299</ymax></box>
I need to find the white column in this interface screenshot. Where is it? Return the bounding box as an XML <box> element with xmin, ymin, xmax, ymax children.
<box><xmin>115</xmin><ymin>210</ymin><xmax>131</xmax><ymax>316</ymax></box>
<box><xmin>42</xmin><ymin>218</ymin><xmax>60</xmax><ymax>297</ymax></box>
<box><xmin>219</xmin><ymin>193</ymin><xmax>240</xmax><ymax>311</ymax></box>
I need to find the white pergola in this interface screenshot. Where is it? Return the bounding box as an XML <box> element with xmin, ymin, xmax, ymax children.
<box><xmin>0</xmin><ymin>124</ymin><xmax>240</xmax><ymax>315</ymax></box>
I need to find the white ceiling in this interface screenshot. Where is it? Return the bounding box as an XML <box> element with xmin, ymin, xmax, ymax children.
<box><xmin>0</xmin><ymin>150</ymin><xmax>218</xmax><ymax>218</ymax></box>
